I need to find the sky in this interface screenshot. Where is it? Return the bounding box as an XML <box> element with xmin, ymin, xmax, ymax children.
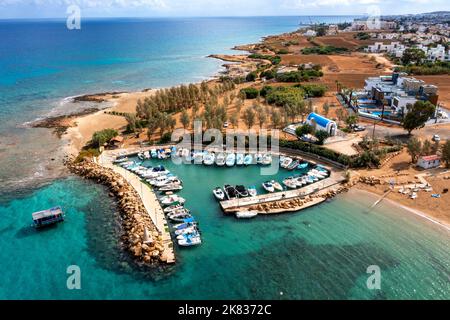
<box><xmin>0</xmin><ymin>0</ymin><xmax>448</xmax><ymax>19</ymax></box>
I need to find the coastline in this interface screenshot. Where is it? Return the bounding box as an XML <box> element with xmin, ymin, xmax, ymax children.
<box><xmin>355</xmin><ymin>189</ymin><xmax>450</xmax><ymax>232</ymax></box>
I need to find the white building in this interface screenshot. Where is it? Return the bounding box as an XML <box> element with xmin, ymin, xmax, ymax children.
<box><xmin>306</xmin><ymin>113</ymin><xmax>337</xmax><ymax>136</ymax></box>
<box><xmin>365</xmin><ymin>41</ymin><xmax>406</xmax><ymax>57</ymax></box>
<box><xmin>417</xmin><ymin>155</ymin><xmax>441</xmax><ymax>169</ymax></box>
<box><xmin>303</xmin><ymin>30</ymin><xmax>317</xmax><ymax>37</ymax></box>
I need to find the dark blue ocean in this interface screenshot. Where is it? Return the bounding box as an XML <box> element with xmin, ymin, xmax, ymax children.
<box><xmin>0</xmin><ymin>17</ymin><xmax>449</xmax><ymax>300</ymax></box>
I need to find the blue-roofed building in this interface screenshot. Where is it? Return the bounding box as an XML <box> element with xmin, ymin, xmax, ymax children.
<box><xmin>306</xmin><ymin>113</ymin><xmax>337</xmax><ymax>136</ymax></box>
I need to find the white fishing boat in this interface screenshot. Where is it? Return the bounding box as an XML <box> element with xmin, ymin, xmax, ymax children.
<box><xmin>164</xmin><ymin>204</ymin><xmax>184</xmax><ymax>214</ymax></box>
<box><xmin>114</xmin><ymin>156</ymin><xmax>129</xmax><ymax>164</ymax></box>
<box><xmin>176</xmin><ymin>230</ymin><xmax>200</xmax><ymax>241</ymax></box>
<box><xmin>294</xmin><ymin>177</ymin><xmax>305</xmax><ymax>187</ymax></box>
<box><xmin>311</xmin><ymin>169</ymin><xmax>327</xmax><ymax>179</ymax></box>
<box><xmin>283</xmin><ymin>178</ymin><xmax>298</xmax><ymax>189</ymax></box>
<box><xmin>193</xmin><ymin>152</ymin><xmax>204</xmax><ymax>165</ymax></box>
<box><xmin>212</xmin><ymin>187</ymin><xmax>226</xmax><ymax>201</ymax></box>
<box><xmin>235</xmin><ymin>211</ymin><xmax>258</xmax><ymax>219</ymax></box>
<box><xmin>226</xmin><ymin>153</ymin><xmax>236</xmax><ymax>167</ymax></box>
<box><xmin>308</xmin><ymin>173</ymin><xmax>319</xmax><ymax>182</ymax></box>
<box><xmin>175</xmin><ymin>226</ymin><xmax>198</xmax><ymax>236</ymax></box>
<box><xmin>203</xmin><ymin>152</ymin><xmax>215</xmax><ymax>166</ymax></box>
<box><xmin>281</xmin><ymin>157</ymin><xmax>293</xmax><ymax>169</ymax></box>
<box><xmin>271</xmin><ymin>180</ymin><xmax>283</xmax><ymax>191</ymax></box>
<box><xmin>262</xmin><ymin>181</ymin><xmax>275</xmax><ymax>193</ymax></box>
<box><xmin>256</xmin><ymin>153</ymin><xmax>263</xmax><ymax>164</ymax></box>
<box><xmin>410</xmin><ymin>192</ymin><xmax>418</xmax><ymax>199</ymax></box>
<box><xmin>144</xmin><ymin>151</ymin><xmax>151</xmax><ymax>159</ymax></box>
<box><xmin>150</xmin><ymin>149</ymin><xmax>157</xmax><ymax>158</ymax></box>
<box><xmin>159</xmin><ymin>183</ymin><xmax>183</xmax><ymax>192</ymax></box>
<box><xmin>160</xmin><ymin>195</ymin><xmax>186</xmax><ymax>206</ymax></box>
<box><xmin>248</xmin><ymin>186</ymin><xmax>257</xmax><ymax>197</ymax></box>
<box><xmin>216</xmin><ymin>153</ymin><xmax>226</xmax><ymax>166</ymax></box>
<box><xmin>262</xmin><ymin>154</ymin><xmax>272</xmax><ymax>166</ymax></box>
<box><xmin>243</xmin><ymin>154</ymin><xmax>253</xmax><ymax>166</ymax></box>
<box><xmin>236</xmin><ymin>153</ymin><xmax>244</xmax><ymax>166</ymax></box>
<box><xmin>178</xmin><ymin>235</ymin><xmax>202</xmax><ymax>247</ymax></box>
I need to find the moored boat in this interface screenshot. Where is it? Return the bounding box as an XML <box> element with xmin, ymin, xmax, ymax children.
<box><xmin>224</xmin><ymin>184</ymin><xmax>238</xmax><ymax>199</ymax></box>
<box><xmin>225</xmin><ymin>153</ymin><xmax>236</xmax><ymax>167</ymax></box>
<box><xmin>164</xmin><ymin>204</ymin><xmax>184</xmax><ymax>214</ymax></box>
<box><xmin>216</xmin><ymin>152</ymin><xmax>226</xmax><ymax>166</ymax></box>
<box><xmin>235</xmin><ymin>211</ymin><xmax>258</xmax><ymax>219</ymax></box>
<box><xmin>32</xmin><ymin>206</ymin><xmax>65</xmax><ymax>228</ymax></box>
<box><xmin>271</xmin><ymin>180</ymin><xmax>283</xmax><ymax>191</ymax></box>
<box><xmin>235</xmin><ymin>185</ymin><xmax>249</xmax><ymax>198</ymax></box>
<box><xmin>248</xmin><ymin>186</ymin><xmax>257</xmax><ymax>197</ymax></box>
<box><xmin>243</xmin><ymin>154</ymin><xmax>253</xmax><ymax>166</ymax></box>
<box><xmin>262</xmin><ymin>153</ymin><xmax>272</xmax><ymax>165</ymax></box>
<box><xmin>287</xmin><ymin>160</ymin><xmax>300</xmax><ymax>171</ymax></box>
<box><xmin>283</xmin><ymin>178</ymin><xmax>298</xmax><ymax>189</ymax></box>
<box><xmin>160</xmin><ymin>195</ymin><xmax>186</xmax><ymax>206</ymax></box>
<box><xmin>212</xmin><ymin>187</ymin><xmax>226</xmax><ymax>201</ymax></box>
<box><xmin>236</xmin><ymin>153</ymin><xmax>244</xmax><ymax>166</ymax></box>
<box><xmin>178</xmin><ymin>234</ymin><xmax>202</xmax><ymax>247</ymax></box>
<box><xmin>262</xmin><ymin>181</ymin><xmax>275</xmax><ymax>193</ymax></box>
<box><xmin>281</xmin><ymin>157</ymin><xmax>293</xmax><ymax>169</ymax></box>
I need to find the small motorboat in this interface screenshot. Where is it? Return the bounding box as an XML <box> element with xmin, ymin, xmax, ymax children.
<box><xmin>271</xmin><ymin>180</ymin><xmax>283</xmax><ymax>191</ymax></box>
<box><xmin>287</xmin><ymin>160</ymin><xmax>300</xmax><ymax>171</ymax></box>
<box><xmin>235</xmin><ymin>185</ymin><xmax>249</xmax><ymax>198</ymax></box>
<box><xmin>281</xmin><ymin>157</ymin><xmax>293</xmax><ymax>169</ymax></box>
<box><xmin>164</xmin><ymin>204</ymin><xmax>184</xmax><ymax>214</ymax></box>
<box><xmin>297</xmin><ymin>162</ymin><xmax>309</xmax><ymax>170</ymax></box>
<box><xmin>175</xmin><ymin>226</ymin><xmax>199</xmax><ymax>236</ymax></box>
<box><xmin>167</xmin><ymin>208</ymin><xmax>191</xmax><ymax>219</ymax></box>
<box><xmin>236</xmin><ymin>153</ymin><xmax>244</xmax><ymax>166</ymax></box>
<box><xmin>114</xmin><ymin>156</ymin><xmax>129</xmax><ymax>164</ymax></box>
<box><xmin>216</xmin><ymin>153</ymin><xmax>226</xmax><ymax>166</ymax></box>
<box><xmin>150</xmin><ymin>149</ymin><xmax>158</xmax><ymax>158</ymax></box>
<box><xmin>203</xmin><ymin>152</ymin><xmax>215</xmax><ymax>166</ymax></box>
<box><xmin>212</xmin><ymin>187</ymin><xmax>226</xmax><ymax>201</ymax></box>
<box><xmin>32</xmin><ymin>206</ymin><xmax>65</xmax><ymax>228</ymax></box>
<box><xmin>262</xmin><ymin>181</ymin><xmax>275</xmax><ymax>193</ymax></box>
<box><xmin>279</xmin><ymin>155</ymin><xmax>285</xmax><ymax>167</ymax></box>
<box><xmin>248</xmin><ymin>186</ymin><xmax>257</xmax><ymax>197</ymax></box>
<box><xmin>226</xmin><ymin>153</ymin><xmax>236</xmax><ymax>167</ymax></box>
<box><xmin>256</xmin><ymin>153</ymin><xmax>263</xmax><ymax>164</ymax></box>
<box><xmin>178</xmin><ymin>234</ymin><xmax>202</xmax><ymax>247</ymax></box>
<box><xmin>294</xmin><ymin>176</ymin><xmax>305</xmax><ymax>187</ymax></box>
<box><xmin>243</xmin><ymin>154</ymin><xmax>253</xmax><ymax>166</ymax></box>
<box><xmin>235</xmin><ymin>211</ymin><xmax>258</xmax><ymax>219</ymax></box>
<box><xmin>170</xmin><ymin>213</ymin><xmax>193</xmax><ymax>223</ymax></box>
<box><xmin>176</xmin><ymin>230</ymin><xmax>200</xmax><ymax>240</ymax></box>
<box><xmin>308</xmin><ymin>173</ymin><xmax>319</xmax><ymax>182</ymax></box>
<box><xmin>224</xmin><ymin>184</ymin><xmax>238</xmax><ymax>199</ymax></box>
<box><xmin>262</xmin><ymin>154</ymin><xmax>272</xmax><ymax>165</ymax></box>
<box><xmin>410</xmin><ymin>192</ymin><xmax>418</xmax><ymax>199</ymax></box>
<box><xmin>283</xmin><ymin>178</ymin><xmax>298</xmax><ymax>189</ymax></box>
<box><xmin>159</xmin><ymin>183</ymin><xmax>183</xmax><ymax>192</ymax></box>
<box><xmin>144</xmin><ymin>151</ymin><xmax>151</xmax><ymax>159</ymax></box>
<box><xmin>173</xmin><ymin>221</ymin><xmax>197</xmax><ymax>231</ymax></box>
<box><xmin>160</xmin><ymin>195</ymin><xmax>186</xmax><ymax>206</ymax></box>
<box><xmin>193</xmin><ymin>151</ymin><xmax>204</xmax><ymax>165</ymax></box>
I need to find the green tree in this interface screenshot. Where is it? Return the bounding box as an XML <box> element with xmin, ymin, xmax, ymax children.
<box><xmin>257</xmin><ymin>106</ymin><xmax>267</xmax><ymax>128</ymax></box>
<box><xmin>407</xmin><ymin>137</ymin><xmax>422</xmax><ymax>163</ymax></box>
<box><xmin>322</xmin><ymin>103</ymin><xmax>330</xmax><ymax>117</ymax></box>
<box><xmin>271</xmin><ymin>109</ymin><xmax>282</xmax><ymax>128</ymax></box>
<box><xmin>125</xmin><ymin>113</ymin><xmax>137</xmax><ymax>133</ymax></box>
<box><xmin>401</xmin><ymin>48</ymin><xmax>426</xmax><ymax>65</ymax></box>
<box><xmin>346</xmin><ymin>114</ymin><xmax>359</xmax><ymax>131</ymax></box>
<box><xmin>230</xmin><ymin>113</ymin><xmax>238</xmax><ymax>128</ymax></box>
<box><xmin>295</xmin><ymin>123</ymin><xmax>314</xmax><ymax>137</ymax></box>
<box><xmin>180</xmin><ymin>110</ymin><xmax>190</xmax><ymax>129</ymax></box>
<box><xmin>91</xmin><ymin>129</ymin><xmax>118</xmax><ymax>148</ymax></box>
<box><xmin>402</xmin><ymin>101</ymin><xmax>436</xmax><ymax>135</ymax></box>
<box><xmin>315</xmin><ymin>130</ymin><xmax>329</xmax><ymax>145</ymax></box>
<box><xmin>242</xmin><ymin>107</ymin><xmax>256</xmax><ymax>129</ymax></box>
<box><xmin>421</xmin><ymin>139</ymin><xmax>432</xmax><ymax>156</ymax></box>
<box><xmin>442</xmin><ymin>140</ymin><xmax>450</xmax><ymax>168</ymax></box>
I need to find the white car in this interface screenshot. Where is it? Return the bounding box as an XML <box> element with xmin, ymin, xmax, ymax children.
<box><xmin>432</xmin><ymin>135</ymin><xmax>441</xmax><ymax>142</ymax></box>
<box><xmin>223</xmin><ymin>122</ymin><xmax>229</xmax><ymax>128</ymax></box>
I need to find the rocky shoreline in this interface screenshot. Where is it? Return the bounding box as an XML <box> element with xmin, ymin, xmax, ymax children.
<box><xmin>66</xmin><ymin>159</ymin><xmax>172</xmax><ymax>266</ymax></box>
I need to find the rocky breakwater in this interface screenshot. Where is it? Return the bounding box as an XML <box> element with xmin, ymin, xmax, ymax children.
<box><xmin>66</xmin><ymin>159</ymin><xmax>172</xmax><ymax>266</ymax></box>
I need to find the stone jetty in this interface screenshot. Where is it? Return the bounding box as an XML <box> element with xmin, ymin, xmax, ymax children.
<box><xmin>67</xmin><ymin>159</ymin><xmax>173</xmax><ymax>265</ymax></box>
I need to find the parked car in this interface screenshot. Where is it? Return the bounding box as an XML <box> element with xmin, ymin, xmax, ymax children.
<box><xmin>223</xmin><ymin>122</ymin><xmax>229</xmax><ymax>128</ymax></box>
<box><xmin>350</xmin><ymin>124</ymin><xmax>366</xmax><ymax>132</ymax></box>
<box><xmin>432</xmin><ymin>134</ymin><xmax>441</xmax><ymax>142</ymax></box>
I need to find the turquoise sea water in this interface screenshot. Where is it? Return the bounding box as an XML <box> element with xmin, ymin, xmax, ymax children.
<box><xmin>0</xmin><ymin>162</ymin><xmax>448</xmax><ymax>299</ymax></box>
<box><xmin>0</xmin><ymin>17</ymin><xmax>449</xmax><ymax>300</ymax></box>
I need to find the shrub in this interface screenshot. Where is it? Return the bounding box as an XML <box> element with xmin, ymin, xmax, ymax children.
<box><xmin>295</xmin><ymin>84</ymin><xmax>327</xmax><ymax>97</ymax></box>
<box><xmin>260</xmin><ymin>69</ymin><xmax>277</xmax><ymax>80</ymax></box>
<box><xmin>295</xmin><ymin>124</ymin><xmax>314</xmax><ymax>137</ymax></box>
<box><xmin>248</xmin><ymin>54</ymin><xmax>281</xmax><ymax>65</ymax></box>
<box><xmin>91</xmin><ymin>129</ymin><xmax>118</xmax><ymax>148</ymax></box>
<box><xmin>266</xmin><ymin>86</ymin><xmax>304</xmax><ymax>106</ymax></box>
<box><xmin>276</xmin><ymin>69</ymin><xmax>323</xmax><ymax>82</ymax></box>
<box><xmin>159</xmin><ymin>132</ymin><xmax>172</xmax><ymax>144</ymax></box>
<box><xmin>301</xmin><ymin>46</ymin><xmax>349</xmax><ymax>55</ymax></box>
<box><xmin>240</xmin><ymin>87</ymin><xmax>260</xmax><ymax>99</ymax></box>
<box><xmin>246</xmin><ymin>71</ymin><xmax>258</xmax><ymax>82</ymax></box>
<box><xmin>259</xmin><ymin>86</ymin><xmax>274</xmax><ymax>97</ymax></box>
<box><xmin>277</xmin><ymin>48</ymin><xmax>289</xmax><ymax>55</ymax></box>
